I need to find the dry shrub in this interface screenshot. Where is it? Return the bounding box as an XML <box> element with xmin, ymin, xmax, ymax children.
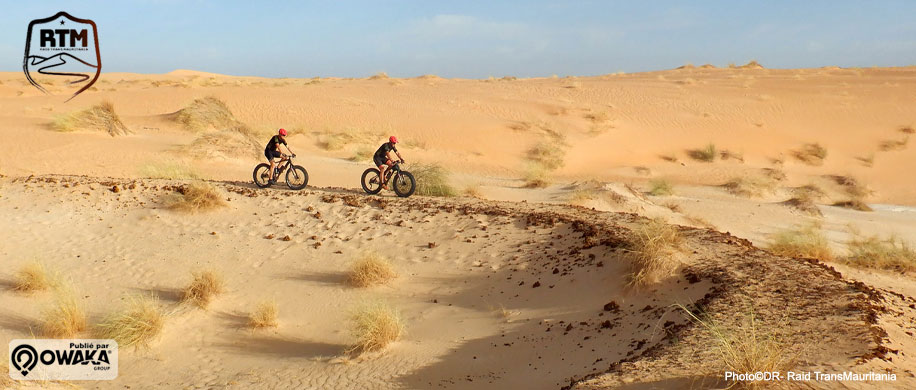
<box><xmin>845</xmin><ymin>234</ymin><xmax>916</xmax><ymax>273</ymax></box>
<box><xmin>182</xmin><ymin>271</ymin><xmax>225</xmax><ymax>308</ymax></box>
<box><xmin>347</xmin><ymin>253</ymin><xmax>397</xmax><ymax>287</ymax></box>
<box><xmin>793</xmin><ymin>143</ymin><xmax>828</xmax><ymax>165</ymax></box>
<box><xmin>165</xmin><ymin>182</ymin><xmax>227</xmax><ymax>212</ymax></box>
<box><xmin>96</xmin><ymin>295</ymin><xmax>165</xmax><ymax>348</ymax></box>
<box><xmin>688</xmin><ymin>143</ymin><xmax>717</xmax><ymax>162</ymax></box>
<box><xmin>768</xmin><ymin>224</ymin><xmax>833</xmax><ymax>260</ymax></box>
<box><xmin>648</xmin><ymin>179</ymin><xmax>674</xmax><ymax>196</ymax></box>
<box><xmin>832</xmin><ymin>199</ymin><xmax>873</xmax><ymax>212</ymax></box>
<box><xmin>368</xmin><ymin>72</ymin><xmax>389</xmax><ymax>80</ymax></box>
<box><xmin>624</xmin><ymin>219</ymin><xmax>684</xmax><ymax>287</ymax></box>
<box><xmin>248</xmin><ymin>301</ymin><xmax>279</xmax><ymax>328</ymax></box>
<box><xmin>793</xmin><ymin>184</ymin><xmax>826</xmax><ymax>201</ymax></box>
<box><xmin>782</xmin><ymin>193</ymin><xmax>822</xmax><ymax>216</ymax></box>
<box><xmin>739</xmin><ymin>60</ymin><xmax>764</xmax><ymax>69</ymax></box>
<box><xmin>138</xmin><ymin>160</ymin><xmax>200</xmax><ymax>179</ymax></box>
<box><xmin>170</xmin><ymin>96</ymin><xmax>238</xmax><ymax>131</ymax></box>
<box><xmin>679</xmin><ymin>306</ymin><xmax>795</xmax><ymax>388</ymax></box>
<box><xmin>180</xmin><ymin>129</ymin><xmax>262</xmax><ymax>160</ymax></box>
<box><xmin>723</xmin><ymin>176</ymin><xmax>776</xmax><ymax>197</ymax></box>
<box><xmin>828</xmin><ymin>175</ymin><xmax>870</xmax><ymax>198</ymax></box>
<box><xmin>13</xmin><ymin>261</ymin><xmax>56</xmax><ymax>292</ymax></box>
<box><xmin>463</xmin><ymin>184</ymin><xmax>483</xmax><ymax>198</ymax></box>
<box><xmin>42</xmin><ymin>288</ymin><xmax>88</xmax><ymax>338</ymax></box>
<box><xmin>522</xmin><ymin>165</ymin><xmax>550</xmax><ymax>188</ymax></box>
<box><xmin>349</xmin><ymin>146</ymin><xmax>373</xmax><ymax>162</ymax></box>
<box><xmin>412</xmin><ymin>163</ymin><xmax>457</xmax><ymax>197</ymax></box>
<box><xmin>900</xmin><ymin>126</ymin><xmax>915</xmax><ymax>134</ymax></box>
<box><xmin>52</xmin><ymin>101</ymin><xmax>130</xmax><ymax>136</ymax></box>
<box><xmin>879</xmin><ymin>136</ymin><xmax>909</xmax><ymax>151</ymax></box>
<box><xmin>347</xmin><ymin>301</ymin><xmax>405</xmax><ymax>354</ymax></box>
<box><xmin>527</xmin><ymin>142</ymin><xmax>565</xmax><ymax>170</ymax></box>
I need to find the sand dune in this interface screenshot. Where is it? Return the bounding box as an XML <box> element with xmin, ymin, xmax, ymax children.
<box><xmin>0</xmin><ymin>175</ymin><xmax>913</xmax><ymax>389</ymax></box>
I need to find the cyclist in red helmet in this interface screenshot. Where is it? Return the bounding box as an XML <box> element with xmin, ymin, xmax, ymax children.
<box><xmin>373</xmin><ymin>136</ymin><xmax>405</xmax><ymax>190</ymax></box>
<box><xmin>265</xmin><ymin>128</ymin><xmax>295</xmax><ymax>183</ymax></box>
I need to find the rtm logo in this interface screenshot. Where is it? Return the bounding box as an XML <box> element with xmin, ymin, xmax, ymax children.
<box><xmin>39</xmin><ymin>28</ymin><xmax>90</xmax><ymax>49</ymax></box>
<box><xmin>23</xmin><ymin>11</ymin><xmax>101</xmax><ymax>101</ymax></box>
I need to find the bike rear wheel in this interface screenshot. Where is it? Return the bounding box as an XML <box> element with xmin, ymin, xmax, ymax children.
<box><xmin>286</xmin><ymin>165</ymin><xmax>309</xmax><ymax>190</ymax></box>
<box><xmin>361</xmin><ymin>168</ymin><xmax>383</xmax><ymax>194</ymax></box>
<box><xmin>253</xmin><ymin>163</ymin><xmax>272</xmax><ymax>188</ymax></box>
<box><xmin>393</xmin><ymin>171</ymin><xmax>416</xmax><ymax>198</ymax></box>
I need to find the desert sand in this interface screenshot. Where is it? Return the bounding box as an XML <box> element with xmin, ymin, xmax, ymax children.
<box><xmin>1</xmin><ymin>65</ymin><xmax>915</xmax><ymax>389</ymax></box>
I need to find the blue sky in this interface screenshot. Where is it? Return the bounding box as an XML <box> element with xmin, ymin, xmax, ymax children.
<box><xmin>1</xmin><ymin>0</ymin><xmax>914</xmax><ymax>78</ymax></box>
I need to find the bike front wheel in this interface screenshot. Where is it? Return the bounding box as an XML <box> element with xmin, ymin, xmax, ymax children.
<box><xmin>361</xmin><ymin>168</ymin><xmax>383</xmax><ymax>194</ymax></box>
<box><xmin>393</xmin><ymin>171</ymin><xmax>416</xmax><ymax>198</ymax></box>
<box><xmin>253</xmin><ymin>163</ymin><xmax>272</xmax><ymax>188</ymax></box>
<box><xmin>286</xmin><ymin>165</ymin><xmax>309</xmax><ymax>190</ymax></box>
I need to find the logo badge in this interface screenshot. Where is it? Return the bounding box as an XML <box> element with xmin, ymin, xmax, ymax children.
<box><xmin>8</xmin><ymin>339</ymin><xmax>118</xmax><ymax>381</ymax></box>
<box><xmin>23</xmin><ymin>11</ymin><xmax>101</xmax><ymax>101</ymax></box>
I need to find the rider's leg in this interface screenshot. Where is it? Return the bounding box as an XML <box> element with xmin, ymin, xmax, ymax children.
<box><xmin>379</xmin><ymin>164</ymin><xmax>388</xmax><ymax>189</ymax></box>
<box><xmin>269</xmin><ymin>159</ymin><xmax>276</xmax><ymax>181</ymax></box>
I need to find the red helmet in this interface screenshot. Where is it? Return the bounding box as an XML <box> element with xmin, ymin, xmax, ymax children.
<box><xmin>389</xmin><ymin>136</ymin><xmax>398</xmax><ymax>144</ymax></box>
<box><xmin>278</xmin><ymin>128</ymin><xmax>288</xmax><ymax>136</ymax></box>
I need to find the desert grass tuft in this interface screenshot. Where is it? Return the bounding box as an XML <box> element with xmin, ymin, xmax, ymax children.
<box><xmin>164</xmin><ymin>182</ymin><xmax>226</xmax><ymax>212</ymax></box>
<box><xmin>347</xmin><ymin>253</ymin><xmax>397</xmax><ymax>287</ymax></box>
<box><xmin>678</xmin><ymin>305</ymin><xmax>795</xmax><ymax>388</ymax></box>
<box><xmin>347</xmin><ymin>301</ymin><xmax>405</xmax><ymax>354</ymax></box>
<box><xmin>96</xmin><ymin>295</ymin><xmax>165</xmax><ymax>348</ymax></box>
<box><xmin>348</xmin><ymin>146</ymin><xmax>373</xmax><ymax>162</ymax></box>
<box><xmin>248</xmin><ymin>301</ymin><xmax>279</xmax><ymax>328</ymax></box>
<box><xmin>368</xmin><ymin>71</ymin><xmax>389</xmax><ymax>80</ymax></box>
<box><xmin>41</xmin><ymin>288</ymin><xmax>88</xmax><ymax>338</ymax></box>
<box><xmin>527</xmin><ymin>142</ymin><xmax>566</xmax><ymax>170</ymax></box>
<box><xmin>844</xmin><ymin>234</ymin><xmax>916</xmax><ymax>273</ymax></box>
<box><xmin>723</xmin><ymin>176</ymin><xmax>776</xmax><ymax>198</ymax></box>
<box><xmin>648</xmin><ymin>179</ymin><xmax>674</xmax><ymax>196</ymax></box>
<box><xmin>793</xmin><ymin>143</ymin><xmax>828</xmax><ymax>165</ymax></box>
<box><xmin>412</xmin><ymin>163</ymin><xmax>457</xmax><ymax>197</ymax></box>
<box><xmin>181</xmin><ymin>271</ymin><xmax>225</xmax><ymax>309</ymax></box>
<box><xmin>13</xmin><ymin>261</ymin><xmax>56</xmax><ymax>293</ymax></box>
<box><xmin>768</xmin><ymin>224</ymin><xmax>833</xmax><ymax>260</ymax></box>
<box><xmin>624</xmin><ymin>219</ymin><xmax>684</xmax><ymax>287</ymax></box>
<box><xmin>782</xmin><ymin>191</ymin><xmax>822</xmax><ymax>216</ymax></box>
<box><xmin>879</xmin><ymin>136</ymin><xmax>909</xmax><ymax>152</ymax></box>
<box><xmin>900</xmin><ymin>126</ymin><xmax>915</xmax><ymax>134</ymax></box>
<box><xmin>170</xmin><ymin>96</ymin><xmax>238</xmax><ymax>131</ymax></box>
<box><xmin>463</xmin><ymin>184</ymin><xmax>483</xmax><ymax>199</ymax></box>
<box><xmin>688</xmin><ymin>143</ymin><xmax>717</xmax><ymax>162</ymax></box>
<box><xmin>52</xmin><ymin>101</ymin><xmax>130</xmax><ymax>136</ymax></box>
<box><xmin>522</xmin><ymin>165</ymin><xmax>550</xmax><ymax>188</ymax></box>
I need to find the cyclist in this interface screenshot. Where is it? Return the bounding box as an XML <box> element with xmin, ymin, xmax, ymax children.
<box><xmin>374</xmin><ymin>136</ymin><xmax>405</xmax><ymax>190</ymax></box>
<box><xmin>265</xmin><ymin>128</ymin><xmax>295</xmax><ymax>183</ymax></box>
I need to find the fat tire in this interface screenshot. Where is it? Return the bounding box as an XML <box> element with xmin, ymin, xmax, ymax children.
<box><xmin>286</xmin><ymin>165</ymin><xmax>309</xmax><ymax>190</ymax></box>
<box><xmin>361</xmin><ymin>168</ymin><xmax>383</xmax><ymax>195</ymax></box>
<box><xmin>253</xmin><ymin>163</ymin><xmax>272</xmax><ymax>188</ymax></box>
<box><xmin>393</xmin><ymin>171</ymin><xmax>416</xmax><ymax>198</ymax></box>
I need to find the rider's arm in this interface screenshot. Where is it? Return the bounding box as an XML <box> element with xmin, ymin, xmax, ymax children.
<box><xmin>395</xmin><ymin>151</ymin><xmax>404</xmax><ymax>162</ymax></box>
